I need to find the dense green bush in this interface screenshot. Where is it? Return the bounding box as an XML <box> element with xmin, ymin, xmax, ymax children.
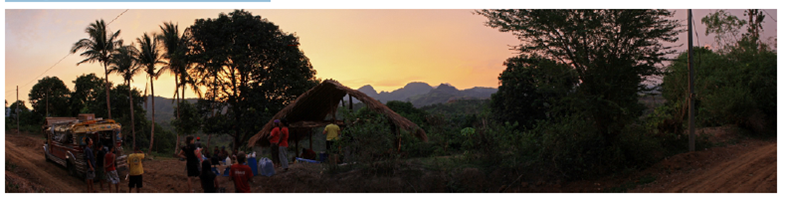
<box><xmin>662</xmin><ymin>41</ymin><xmax>776</xmax><ymax>133</ymax></box>
<box><xmin>531</xmin><ymin>114</ymin><xmax>617</xmax><ymax>178</ymax></box>
<box><xmin>334</xmin><ymin>107</ymin><xmax>403</xmax><ymax>174</ymax></box>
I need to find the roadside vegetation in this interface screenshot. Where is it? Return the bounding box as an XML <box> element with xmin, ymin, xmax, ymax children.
<box><xmin>5</xmin><ymin>9</ymin><xmax>775</xmax><ymax>192</ymax></box>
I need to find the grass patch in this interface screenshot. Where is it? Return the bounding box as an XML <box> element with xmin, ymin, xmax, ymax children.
<box><xmin>6</xmin><ymin>160</ymin><xmax>17</xmax><ymax>171</ymax></box>
<box><xmin>324</xmin><ymin>163</ymin><xmax>355</xmax><ymax>175</ymax></box>
<box><xmin>604</xmin><ymin>174</ymin><xmax>657</xmax><ymax>193</ymax></box>
<box><xmin>6</xmin><ymin>182</ymin><xmax>21</xmax><ymax>192</ymax></box>
<box><xmin>413</xmin><ymin>155</ymin><xmax>471</xmax><ymax>172</ymax></box>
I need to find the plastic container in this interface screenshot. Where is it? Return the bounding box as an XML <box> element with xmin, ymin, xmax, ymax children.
<box><xmin>247</xmin><ymin>157</ymin><xmax>258</xmax><ymax>176</ymax></box>
<box><xmin>296</xmin><ymin>157</ymin><xmax>320</xmax><ymax>164</ymax></box>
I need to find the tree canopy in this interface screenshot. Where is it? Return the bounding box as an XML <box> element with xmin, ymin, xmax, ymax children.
<box><xmin>29</xmin><ymin>76</ymin><xmax>72</xmax><ymax>118</ymax></box>
<box><xmin>479</xmin><ymin>9</ymin><xmax>681</xmax><ymax>142</ymax></box>
<box><xmin>188</xmin><ymin>10</ymin><xmax>319</xmax><ymax>149</ymax></box>
<box><xmin>664</xmin><ymin>10</ymin><xmax>776</xmax><ymax>132</ymax></box>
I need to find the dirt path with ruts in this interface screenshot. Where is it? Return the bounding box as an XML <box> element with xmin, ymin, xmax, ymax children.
<box><xmin>632</xmin><ymin>139</ymin><xmax>776</xmax><ymax>192</ymax></box>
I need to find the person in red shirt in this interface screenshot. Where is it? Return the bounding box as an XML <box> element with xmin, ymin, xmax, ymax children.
<box><xmin>278</xmin><ymin>119</ymin><xmax>290</xmax><ymax>171</ymax></box>
<box><xmin>269</xmin><ymin>119</ymin><xmax>281</xmax><ymax>167</ymax></box>
<box><xmin>229</xmin><ymin>152</ymin><xmax>254</xmax><ymax>193</ymax></box>
<box><xmin>104</xmin><ymin>145</ymin><xmax>120</xmax><ymax>193</ymax></box>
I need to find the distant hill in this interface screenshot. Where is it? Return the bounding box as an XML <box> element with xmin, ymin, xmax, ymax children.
<box><xmin>357</xmin><ymin>82</ymin><xmax>497</xmax><ymax>107</ymax></box>
<box><xmin>359</xmin><ymin>82</ymin><xmax>433</xmax><ymax>103</ymax></box>
<box><xmin>144</xmin><ymin>96</ymin><xmax>198</xmax><ymax>130</ymax></box>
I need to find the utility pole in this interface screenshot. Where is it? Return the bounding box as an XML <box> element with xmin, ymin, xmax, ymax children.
<box><xmin>688</xmin><ymin>9</ymin><xmax>696</xmax><ymax>152</ymax></box>
<box><xmin>16</xmin><ymin>85</ymin><xmax>20</xmax><ymax>133</ymax></box>
<box><xmin>46</xmin><ymin>88</ymin><xmax>49</xmax><ymax>117</ymax></box>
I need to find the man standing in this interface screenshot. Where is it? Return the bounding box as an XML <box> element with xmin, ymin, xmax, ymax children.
<box><xmin>323</xmin><ymin>119</ymin><xmax>341</xmax><ymax>164</ymax></box>
<box><xmin>104</xmin><ymin>145</ymin><xmax>120</xmax><ymax>193</ymax></box>
<box><xmin>127</xmin><ymin>146</ymin><xmax>145</xmax><ymax>193</ymax></box>
<box><xmin>278</xmin><ymin>119</ymin><xmax>290</xmax><ymax>171</ymax></box>
<box><xmin>212</xmin><ymin>146</ymin><xmax>220</xmax><ymax>164</ymax></box>
<box><xmin>95</xmin><ymin>141</ymin><xmax>106</xmax><ymax>191</ymax></box>
<box><xmin>269</xmin><ymin>119</ymin><xmax>281</xmax><ymax>167</ymax></box>
<box><xmin>178</xmin><ymin>136</ymin><xmax>201</xmax><ymax>193</ymax></box>
<box><xmin>220</xmin><ymin>146</ymin><xmax>229</xmax><ymax>161</ymax></box>
<box><xmin>229</xmin><ymin>152</ymin><xmax>253</xmax><ymax>193</ymax></box>
<box><xmin>84</xmin><ymin>138</ymin><xmax>96</xmax><ymax>193</ymax></box>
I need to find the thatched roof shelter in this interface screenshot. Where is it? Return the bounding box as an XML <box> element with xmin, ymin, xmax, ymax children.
<box><xmin>247</xmin><ymin>79</ymin><xmax>427</xmax><ymax>148</ymax></box>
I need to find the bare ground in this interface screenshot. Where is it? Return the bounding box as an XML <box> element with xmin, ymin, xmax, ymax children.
<box><xmin>5</xmin><ymin>128</ymin><xmax>776</xmax><ymax>193</ymax></box>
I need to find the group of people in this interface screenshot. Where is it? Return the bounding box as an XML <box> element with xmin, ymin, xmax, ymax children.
<box><xmin>179</xmin><ymin>136</ymin><xmax>254</xmax><ymax>193</ymax></box>
<box><xmin>82</xmin><ymin>137</ymin><xmax>145</xmax><ymax>193</ymax></box>
<box><xmin>80</xmin><ymin>117</ymin><xmax>342</xmax><ymax>193</ymax></box>
<box><xmin>269</xmin><ymin>119</ymin><xmax>290</xmax><ymax>171</ymax></box>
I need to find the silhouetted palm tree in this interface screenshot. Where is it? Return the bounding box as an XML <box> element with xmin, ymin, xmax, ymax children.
<box><xmin>71</xmin><ymin>19</ymin><xmax>122</xmax><ymax>119</ymax></box>
<box><xmin>158</xmin><ymin>22</ymin><xmax>194</xmax><ymax>151</ymax></box>
<box><xmin>136</xmin><ymin>33</ymin><xmax>164</xmax><ymax>154</ymax></box>
<box><xmin>109</xmin><ymin>44</ymin><xmax>141</xmax><ymax>150</ymax></box>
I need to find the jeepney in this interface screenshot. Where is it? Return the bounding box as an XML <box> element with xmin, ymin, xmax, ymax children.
<box><xmin>43</xmin><ymin>115</ymin><xmax>128</xmax><ymax>178</ymax></box>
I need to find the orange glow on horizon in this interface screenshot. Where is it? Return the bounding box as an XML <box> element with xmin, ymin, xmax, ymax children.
<box><xmin>5</xmin><ymin>9</ymin><xmax>521</xmax><ymax>105</ymax></box>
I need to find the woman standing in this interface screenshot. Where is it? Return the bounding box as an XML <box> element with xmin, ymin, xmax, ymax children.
<box><xmin>199</xmin><ymin>160</ymin><xmax>218</xmax><ymax>193</ymax></box>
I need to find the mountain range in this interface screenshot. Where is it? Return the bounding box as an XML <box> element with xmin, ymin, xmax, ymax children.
<box><xmin>143</xmin><ymin>82</ymin><xmax>497</xmax><ymax>128</ymax></box>
<box><xmin>357</xmin><ymin>82</ymin><xmax>497</xmax><ymax>107</ymax></box>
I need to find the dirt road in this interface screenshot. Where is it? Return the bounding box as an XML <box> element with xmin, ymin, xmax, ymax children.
<box><xmin>5</xmin><ymin>132</ymin><xmax>318</xmax><ymax>193</ymax></box>
<box><xmin>632</xmin><ymin>139</ymin><xmax>777</xmax><ymax>192</ymax></box>
<box><xmin>6</xmin><ymin>134</ymin><xmax>84</xmax><ymax>192</ymax></box>
<box><xmin>6</xmin><ymin>131</ymin><xmax>777</xmax><ymax>193</ymax></box>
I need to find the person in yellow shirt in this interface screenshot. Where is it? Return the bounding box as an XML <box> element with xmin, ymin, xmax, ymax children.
<box><xmin>126</xmin><ymin>146</ymin><xmax>146</xmax><ymax>193</ymax></box>
<box><xmin>322</xmin><ymin>119</ymin><xmax>341</xmax><ymax>164</ymax></box>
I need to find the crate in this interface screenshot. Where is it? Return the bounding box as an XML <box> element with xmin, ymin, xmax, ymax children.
<box><xmin>78</xmin><ymin>114</ymin><xmax>95</xmax><ymax>122</ymax></box>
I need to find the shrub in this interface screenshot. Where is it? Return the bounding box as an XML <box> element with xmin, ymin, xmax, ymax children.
<box><xmin>533</xmin><ymin>114</ymin><xmax>614</xmax><ymax>179</ymax></box>
<box><xmin>336</xmin><ymin>108</ymin><xmax>403</xmax><ymax>175</ymax></box>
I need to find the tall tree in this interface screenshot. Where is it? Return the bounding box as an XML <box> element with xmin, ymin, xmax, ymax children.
<box><xmin>478</xmin><ymin>9</ymin><xmax>680</xmax><ymax>143</ymax></box>
<box><xmin>70</xmin><ymin>19</ymin><xmax>122</xmax><ymax>119</ymax></box>
<box><xmin>109</xmin><ymin>45</ymin><xmax>142</xmax><ymax>150</ymax></box>
<box><xmin>744</xmin><ymin>9</ymin><xmax>766</xmax><ymax>43</ymax></box>
<box><xmin>157</xmin><ymin>22</ymin><xmax>192</xmax><ymax>152</ymax></box>
<box><xmin>490</xmin><ymin>55</ymin><xmax>577</xmax><ymax>129</ymax></box>
<box><xmin>701</xmin><ymin>10</ymin><xmax>747</xmax><ymax>51</ymax></box>
<box><xmin>29</xmin><ymin>76</ymin><xmax>71</xmax><ymax>118</ymax></box>
<box><xmin>188</xmin><ymin>10</ymin><xmax>319</xmax><ymax>150</ymax></box>
<box><xmin>70</xmin><ymin>73</ymin><xmax>105</xmax><ymax>115</ymax></box>
<box><xmin>137</xmin><ymin>33</ymin><xmax>165</xmax><ymax>154</ymax></box>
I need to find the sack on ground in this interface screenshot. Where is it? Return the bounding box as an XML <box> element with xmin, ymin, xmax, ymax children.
<box><xmin>258</xmin><ymin>157</ymin><xmax>276</xmax><ymax>177</ymax></box>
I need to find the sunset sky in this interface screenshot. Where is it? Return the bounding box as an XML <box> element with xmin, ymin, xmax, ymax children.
<box><xmin>4</xmin><ymin>9</ymin><xmax>778</xmax><ymax>107</ymax></box>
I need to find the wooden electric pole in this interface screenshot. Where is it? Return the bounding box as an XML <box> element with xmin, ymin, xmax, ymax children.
<box><xmin>687</xmin><ymin>9</ymin><xmax>696</xmax><ymax>152</ymax></box>
<box><xmin>46</xmin><ymin>88</ymin><xmax>49</xmax><ymax>117</ymax></box>
<box><xmin>16</xmin><ymin>85</ymin><xmax>20</xmax><ymax>133</ymax></box>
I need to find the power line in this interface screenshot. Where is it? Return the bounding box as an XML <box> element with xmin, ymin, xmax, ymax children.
<box><xmin>108</xmin><ymin>9</ymin><xmax>129</xmax><ymax>25</ymax></box>
<box><xmin>692</xmin><ymin>17</ymin><xmax>700</xmax><ymax>47</ymax></box>
<box><xmin>763</xmin><ymin>10</ymin><xmax>777</xmax><ymax>22</ymax></box>
<box><xmin>5</xmin><ymin>53</ymin><xmax>70</xmax><ymax>98</ymax></box>
<box><xmin>5</xmin><ymin>9</ymin><xmax>131</xmax><ymax>99</ymax></box>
